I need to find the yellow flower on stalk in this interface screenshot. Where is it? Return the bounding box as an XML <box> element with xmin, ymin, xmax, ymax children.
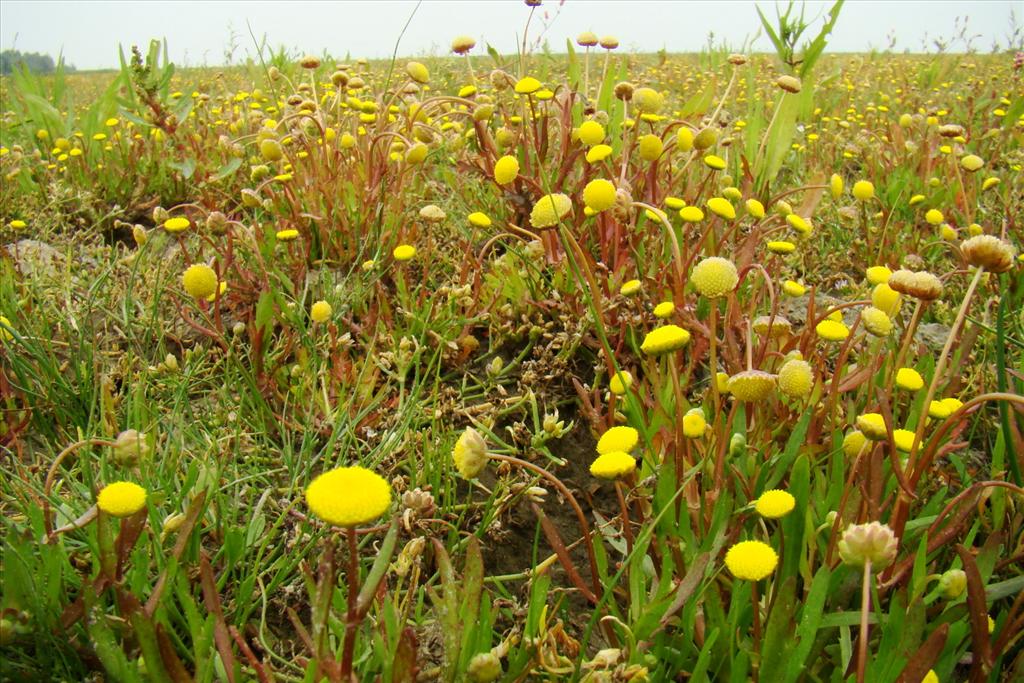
<box><xmin>620</xmin><ymin>279</ymin><xmax>642</xmax><ymax>296</ymax></box>
<box><xmin>530</xmin><ymin>193</ymin><xmax>572</xmax><ymax>229</ymax></box>
<box><xmin>468</xmin><ymin>212</ymin><xmax>492</xmax><ymax>228</ymax></box>
<box><xmin>683</xmin><ymin>408</ymin><xmax>706</xmax><ymax>438</ymax></box>
<box><xmin>862</xmin><ymin>307</ymin><xmax>893</xmax><ymax>337</ymax></box>
<box><xmin>609</xmin><ymin>370</ymin><xmax>633</xmax><ymax>396</ymax></box>
<box><xmin>638</xmin><ymin>134</ymin><xmax>664</xmax><ymax>161</ymax></box>
<box><xmin>786</xmin><ymin>214</ymin><xmax>812</xmax><ymax>235</ymax></box>
<box><xmin>727</xmin><ymin>370</ymin><xmax>777</xmax><ymax>401</ymax></box>
<box><xmin>830</xmin><ymin>173</ymin><xmax>844</xmax><ymax>198</ymax></box>
<box><xmin>778</xmin><ymin>358</ymin><xmax>813</xmax><ymax>397</ymax></box>
<box><xmin>597</xmin><ymin>426</ymin><xmax>639</xmax><ymax>454</ymax></box>
<box><xmin>310</xmin><ymin>300</ymin><xmax>332</xmax><ymax>323</ymax></box>
<box><xmin>97</xmin><ymin>482</ymin><xmax>148</xmax><ymax>517</ymax></box>
<box><xmin>393</xmin><ymin>244</ymin><xmax>416</xmax><ymax>261</ymax></box>
<box><xmin>665</xmin><ymin>196</ymin><xmax>686</xmax><ymax>210</ymax></box>
<box><xmin>578</xmin><ymin>120</ymin><xmax>605</xmax><ymax>146</ymax></box>
<box><xmin>589</xmin><ymin>451</ymin><xmax>636</xmax><ymax>480</ymax></box>
<box><xmin>866</xmin><ymin>266</ymin><xmax>892</xmax><ymax>285</ymax></box>
<box><xmin>276</xmin><ymin>229</ymin><xmax>299</xmax><ymax>241</ymax></box>
<box><xmin>640</xmin><ymin>325</ymin><xmax>691</xmax><ymax>356</ymax></box>
<box><xmin>453</xmin><ymin>427</ymin><xmax>488</xmax><ymax>479</ymax></box>
<box><xmin>305</xmin><ymin>466</ymin><xmax>392</xmax><ymax>527</ymax></box>
<box><xmin>8</xmin><ymin>219</ymin><xmax>26</xmax><ymax>230</ymax></box>
<box><xmin>842</xmin><ymin>430</ymin><xmax>868</xmax><ymax>457</ymax></box>
<box><xmin>514</xmin><ymin>76</ymin><xmax>542</xmax><ymax>94</ymax></box>
<box><xmin>755</xmin><ymin>490</ymin><xmax>796</xmax><ymax>518</ymax></box>
<box><xmin>895</xmin><ymin>367</ymin><xmax>924</xmax><ymax>391</ymax></box>
<box><xmin>871</xmin><ymin>283</ymin><xmax>902</xmax><ymax>317</ymax></box>
<box><xmin>892</xmin><ymin>429</ymin><xmax>916</xmax><ymax>452</ymax></box>
<box><xmin>653</xmin><ymin>301</ymin><xmax>675</xmax><ymax>319</ymax></box>
<box><xmin>925</xmin><ymin>209</ymin><xmax>944</xmax><ymax>225</ymax></box>
<box><xmin>164</xmin><ymin>217</ymin><xmax>191</xmax><ymax>233</ymax></box>
<box><xmin>745</xmin><ymin>198</ymin><xmax>766</xmax><ymax>219</ymax></box>
<box><xmin>494</xmin><ymin>155</ymin><xmax>519</xmax><ymax>185</ymax></box>
<box><xmin>982</xmin><ymin>177</ymin><xmax>1000</xmax><ymax>191</ymax></box>
<box><xmin>767</xmin><ymin>240</ymin><xmax>796</xmax><ymax>254</ymax></box>
<box><xmin>706</xmin><ymin>197</ymin><xmax>736</xmax><ymax>220</ymax></box>
<box><xmin>783</xmin><ymin>280</ymin><xmax>806</xmax><ymax>297</ymax></box>
<box><xmin>856</xmin><ymin>413</ymin><xmax>888</xmax><ymax>441</ymax></box>
<box><xmin>691</xmin><ymin>257</ymin><xmax>738</xmax><ymax>298</ymax></box>
<box><xmin>852</xmin><ymin>180</ymin><xmax>874</xmax><ymax>201</ymax></box>
<box><xmin>960</xmin><ymin>154</ymin><xmax>984</xmax><ymax>172</ymax></box>
<box><xmin>182</xmin><ymin>264</ymin><xmax>218</xmax><ymax>299</ymax></box>
<box><xmin>724</xmin><ymin>540</ymin><xmax>778</xmax><ymax>581</ymax></box>
<box><xmin>406</xmin><ymin>61</ymin><xmax>429</xmax><ymax>84</ymax></box>
<box><xmin>583</xmin><ymin>179</ymin><xmax>617</xmax><ymax>212</ymax></box>
<box><xmin>703</xmin><ymin>154</ymin><xmax>726</xmax><ymax>170</ymax></box>
<box><xmin>816</xmin><ymin>319</ymin><xmax>849</xmax><ymax>341</ymax></box>
<box><xmin>586</xmin><ymin>144</ymin><xmax>613</xmax><ymax>163</ymax></box>
<box><xmin>679</xmin><ymin>206</ymin><xmax>705</xmax><ymax>223</ymax></box>
<box><xmin>928</xmin><ymin>397</ymin><xmax>963</xmax><ymax>419</ymax></box>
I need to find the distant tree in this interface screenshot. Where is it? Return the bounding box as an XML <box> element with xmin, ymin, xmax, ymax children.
<box><xmin>0</xmin><ymin>49</ymin><xmax>74</xmax><ymax>74</ymax></box>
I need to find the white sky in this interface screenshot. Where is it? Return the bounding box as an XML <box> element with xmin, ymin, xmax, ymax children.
<box><xmin>1</xmin><ymin>1</ymin><xmax>1020</xmax><ymax>71</ymax></box>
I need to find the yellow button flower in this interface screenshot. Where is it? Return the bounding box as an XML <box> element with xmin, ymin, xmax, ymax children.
<box><xmin>582</xmin><ymin>179</ymin><xmax>617</xmax><ymax>212</ymax></box>
<box><xmin>724</xmin><ymin>540</ymin><xmax>779</xmax><ymax>581</ymax></box>
<box><xmin>305</xmin><ymin>466</ymin><xmax>392</xmax><ymax>527</ymax></box>
<box><xmin>895</xmin><ymin>367</ymin><xmax>924</xmax><ymax>391</ymax></box>
<box><xmin>589</xmin><ymin>451</ymin><xmax>636</xmax><ymax>480</ymax></box>
<box><xmin>97</xmin><ymin>481</ymin><xmax>148</xmax><ymax>517</ymax></box>
<box><xmin>754</xmin><ymin>489</ymin><xmax>795</xmax><ymax>518</ymax></box>
<box><xmin>393</xmin><ymin>244</ymin><xmax>416</xmax><ymax>261</ymax></box>
<box><xmin>640</xmin><ymin>325</ymin><xmax>691</xmax><ymax>356</ymax></box>
<box><xmin>596</xmin><ymin>426</ymin><xmax>639</xmax><ymax>454</ymax></box>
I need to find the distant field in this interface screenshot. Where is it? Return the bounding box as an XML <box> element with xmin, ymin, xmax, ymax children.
<box><xmin>1</xmin><ymin>27</ymin><xmax>1022</xmax><ymax>683</ymax></box>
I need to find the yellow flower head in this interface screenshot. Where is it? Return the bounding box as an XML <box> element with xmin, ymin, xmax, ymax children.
<box><xmin>453</xmin><ymin>426</ymin><xmax>488</xmax><ymax>479</ymax></box>
<box><xmin>895</xmin><ymin>367</ymin><xmax>924</xmax><ymax>391</ymax></box>
<box><xmin>746</xmin><ymin>198</ymin><xmax>766</xmax><ymax>219</ymax></box>
<box><xmin>786</xmin><ymin>213</ymin><xmax>812</xmax><ymax>235</ymax></box>
<box><xmin>406</xmin><ymin>61</ymin><xmax>430</xmax><ymax>84</ymax></box>
<box><xmin>679</xmin><ymin>206</ymin><xmax>705</xmax><ymax>223</ymax></box>
<box><xmin>866</xmin><ymin>265</ymin><xmax>892</xmax><ymax>285</ymax></box>
<box><xmin>640</xmin><ymin>324</ymin><xmax>691</xmax><ymax>356</ymax></box>
<box><xmin>843</xmin><ymin>430</ymin><xmax>868</xmax><ymax>458</ymax></box>
<box><xmin>586</xmin><ymin>144</ymin><xmax>613</xmax><ymax>164</ymax></box>
<box><xmin>597</xmin><ymin>426</ymin><xmax>639</xmax><ymax>454</ymax></box>
<box><xmin>97</xmin><ymin>481</ymin><xmax>148</xmax><ymax>517</ymax></box>
<box><xmin>609</xmin><ymin>370</ymin><xmax>633</xmax><ymax>396</ymax></box>
<box><xmin>530</xmin><ymin>193</ymin><xmax>572</xmax><ymax>229</ymax></box>
<box><xmin>767</xmin><ymin>240</ymin><xmax>796</xmax><ymax>254</ymax></box>
<box><xmin>724</xmin><ymin>540</ymin><xmax>779</xmax><ymax>581</ymax></box>
<box><xmin>590</xmin><ymin>451</ymin><xmax>636</xmax><ymax>480</ymax></box>
<box><xmin>620</xmin><ymin>279</ymin><xmax>642</xmax><ymax>296</ymax></box>
<box><xmin>783</xmin><ymin>280</ymin><xmax>806</xmax><ymax>297</ymax></box>
<box><xmin>755</xmin><ymin>489</ymin><xmax>796</xmax><ymax>518</ymax></box>
<box><xmin>778</xmin><ymin>358</ymin><xmax>813</xmax><ymax>398</ymax></box>
<box><xmin>468</xmin><ymin>212</ymin><xmax>492</xmax><ymax>228</ymax></box>
<box><xmin>305</xmin><ymin>466</ymin><xmax>392</xmax><ymax>527</ymax></box>
<box><xmin>852</xmin><ymin>180</ymin><xmax>875</xmax><ymax>201</ymax></box>
<box><xmin>164</xmin><ymin>217</ymin><xmax>191</xmax><ymax>233</ymax></box>
<box><xmin>637</xmin><ymin>134</ymin><xmax>664</xmax><ymax>162</ymax></box>
<box><xmin>665</xmin><ymin>196</ymin><xmax>686</xmax><ymax>210</ymax></box>
<box><xmin>393</xmin><ymin>244</ymin><xmax>416</xmax><ymax>261</ymax></box>
<box><xmin>583</xmin><ymin>179</ymin><xmax>617</xmax><ymax>212</ymax></box>
<box><xmin>276</xmin><ymin>228</ymin><xmax>299</xmax><ymax>241</ymax></box>
<box><xmin>706</xmin><ymin>197</ymin><xmax>736</xmax><ymax>220</ymax></box>
<box><xmin>960</xmin><ymin>154</ymin><xmax>983</xmax><ymax>172</ymax></box>
<box><xmin>653</xmin><ymin>301</ymin><xmax>675</xmax><ymax>319</ymax></box>
<box><xmin>683</xmin><ymin>408</ymin><xmax>707</xmax><ymax>438</ymax></box>
<box><xmin>514</xmin><ymin>76</ymin><xmax>542</xmax><ymax>94</ymax></box>
<box><xmin>494</xmin><ymin>155</ymin><xmax>519</xmax><ymax>185</ymax></box>
<box><xmin>830</xmin><ymin>173</ymin><xmax>844</xmax><ymax>198</ymax></box>
<box><xmin>0</xmin><ymin>315</ymin><xmax>12</xmax><ymax>343</ymax></box>
<box><xmin>892</xmin><ymin>429</ymin><xmax>916</xmax><ymax>452</ymax></box>
<box><xmin>871</xmin><ymin>283</ymin><xmax>902</xmax><ymax>317</ymax></box>
<box><xmin>691</xmin><ymin>257</ymin><xmax>738</xmax><ymax>298</ymax></box>
<box><xmin>578</xmin><ymin>120</ymin><xmax>605</xmax><ymax>146</ymax></box>
<box><xmin>703</xmin><ymin>154</ymin><xmax>726</xmax><ymax>171</ymax></box>
<box><xmin>816</xmin><ymin>319</ymin><xmax>849</xmax><ymax>342</ymax></box>
<box><xmin>727</xmin><ymin>370</ymin><xmax>777</xmax><ymax>402</ymax></box>
<box><xmin>633</xmin><ymin>87</ymin><xmax>664</xmax><ymax>114</ymax></box>
<box><xmin>862</xmin><ymin>306</ymin><xmax>893</xmax><ymax>337</ymax></box>
<box><xmin>928</xmin><ymin>397</ymin><xmax>963</xmax><ymax>419</ymax></box>
<box><xmin>856</xmin><ymin>413</ymin><xmax>888</xmax><ymax>441</ymax></box>
<box><xmin>925</xmin><ymin>208</ymin><xmax>944</xmax><ymax>226</ymax></box>
<box><xmin>310</xmin><ymin>300</ymin><xmax>332</xmax><ymax>323</ymax></box>
<box><xmin>676</xmin><ymin>127</ymin><xmax>694</xmax><ymax>151</ymax></box>
<box><xmin>182</xmin><ymin>264</ymin><xmax>218</xmax><ymax>299</ymax></box>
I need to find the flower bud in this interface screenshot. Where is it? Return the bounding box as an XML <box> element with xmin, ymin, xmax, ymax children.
<box><xmin>838</xmin><ymin>521</ymin><xmax>898</xmax><ymax>569</ymax></box>
<box><xmin>938</xmin><ymin>568</ymin><xmax>967</xmax><ymax>599</ymax></box>
<box><xmin>467</xmin><ymin>651</ymin><xmax>502</xmax><ymax>682</ymax></box>
<box><xmin>453</xmin><ymin>427</ymin><xmax>488</xmax><ymax>479</ymax></box>
<box><xmin>112</xmin><ymin>429</ymin><xmax>149</xmax><ymax>465</ymax></box>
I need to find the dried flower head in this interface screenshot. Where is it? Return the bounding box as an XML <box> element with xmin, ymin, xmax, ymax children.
<box><xmin>838</xmin><ymin>521</ymin><xmax>898</xmax><ymax>568</ymax></box>
<box><xmin>961</xmin><ymin>235</ymin><xmax>1016</xmax><ymax>273</ymax></box>
<box><xmin>728</xmin><ymin>370</ymin><xmax>777</xmax><ymax>402</ymax></box>
<box><xmin>887</xmin><ymin>269</ymin><xmax>943</xmax><ymax>301</ymax></box>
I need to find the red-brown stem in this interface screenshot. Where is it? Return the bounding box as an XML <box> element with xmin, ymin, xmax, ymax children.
<box><xmin>340</xmin><ymin>528</ymin><xmax>359</xmax><ymax>680</ymax></box>
<box><xmin>614</xmin><ymin>481</ymin><xmax>634</xmax><ymax>556</ymax></box>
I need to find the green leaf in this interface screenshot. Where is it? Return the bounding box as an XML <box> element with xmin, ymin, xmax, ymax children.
<box><xmin>787</xmin><ymin>565</ymin><xmax>831</xmax><ymax>682</ymax></box>
<box><xmin>760</xmin><ymin>576</ymin><xmax>798</xmax><ymax>680</ymax></box>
